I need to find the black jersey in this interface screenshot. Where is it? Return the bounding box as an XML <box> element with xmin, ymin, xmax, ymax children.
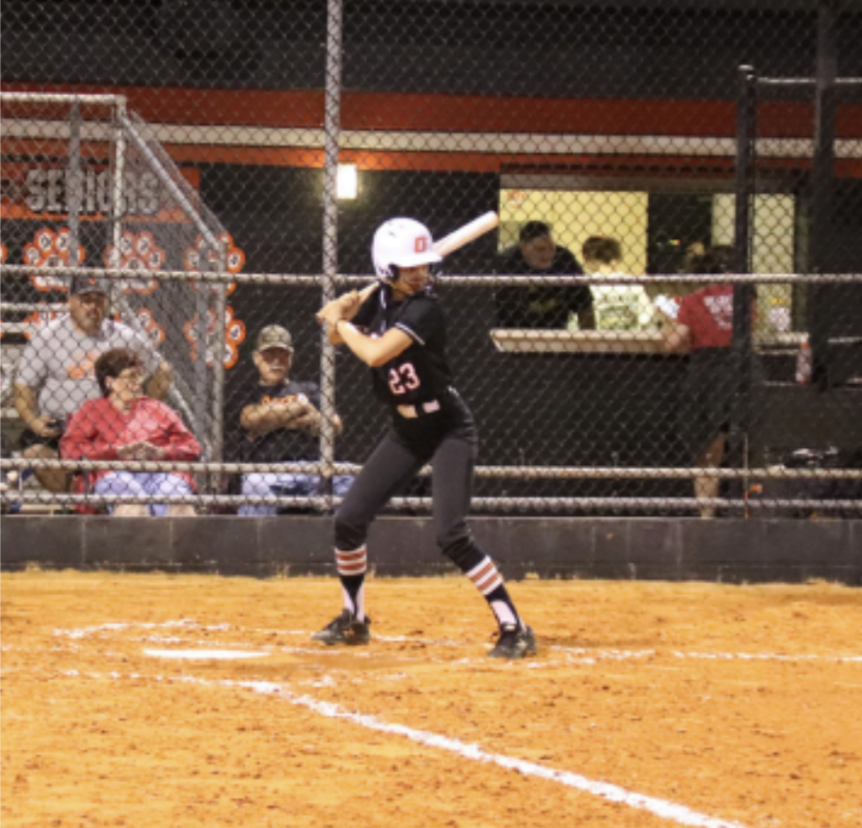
<box><xmin>238</xmin><ymin>379</ymin><xmax>322</xmax><ymax>463</ymax></box>
<box><xmin>495</xmin><ymin>244</ymin><xmax>592</xmax><ymax>329</ymax></box>
<box><xmin>352</xmin><ymin>287</ymin><xmax>454</xmax><ymax>409</ymax></box>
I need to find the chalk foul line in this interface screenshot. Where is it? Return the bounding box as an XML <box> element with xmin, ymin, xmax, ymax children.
<box><xmin>56</xmin><ymin>668</ymin><xmax>749</xmax><ymax>827</ymax></box>
<box><xmin>214</xmin><ymin>675</ymin><xmax>749</xmax><ymax>828</ymax></box>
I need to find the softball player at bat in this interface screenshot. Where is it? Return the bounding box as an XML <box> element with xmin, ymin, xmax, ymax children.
<box><xmin>314</xmin><ymin>217</ymin><xmax>536</xmax><ymax>659</ymax></box>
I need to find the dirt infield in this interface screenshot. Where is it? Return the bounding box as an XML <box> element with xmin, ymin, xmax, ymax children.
<box><xmin>2</xmin><ymin>571</ymin><xmax>860</xmax><ymax>828</ymax></box>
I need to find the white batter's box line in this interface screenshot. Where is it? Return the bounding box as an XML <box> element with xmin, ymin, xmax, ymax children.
<box><xmin>140</xmin><ymin>636</ymin><xmax>279</xmax><ymax>651</ymax></box>
<box><xmin>143</xmin><ymin>649</ymin><xmax>271</xmax><ymax>660</ymax></box>
<box><xmin>673</xmin><ymin>651</ymin><xmax>862</xmax><ymax>663</ymax></box>
<box><xmin>53</xmin><ymin>669</ymin><xmax>751</xmax><ymax>828</ymax></box>
<box><xmin>141</xmin><ymin>636</ymin><xmax>189</xmax><ymax>644</ymax></box>
<box><xmin>53</xmin><ymin>621</ymin><xmax>862</xmax><ymax>665</ymax></box>
<box><xmin>552</xmin><ymin>646</ymin><xmax>862</xmax><ymax>663</ymax></box>
<box><xmin>302</xmin><ymin>676</ymin><xmax>337</xmax><ymax>689</ymax></box>
<box><xmin>221</xmin><ymin>629</ymin><xmax>463</xmax><ymax>647</ymax></box>
<box><xmin>201</xmin><ymin>628</ymin><xmax>320</xmax><ymax>638</ymax></box>
<box><xmin>53</xmin><ymin>620</ymin><xmax>493</xmax><ymax>652</ymax></box>
<box><xmin>53</xmin><ymin>619</ymin><xmax>226</xmax><ymax>639</ymax></box>
<box><xmin>54</xmin><ymin>621</ymin><xmax>401</xmax><ymax>642</ymax></box>
<box><xmin>551</xmin><ymin>646</ymin><xmax>656</xmax><ymax>662</ymax></box>
<box><xmin>276</xmin><ymin>645</ymin><xmax>378</xmax><ymax>658</ymax></box>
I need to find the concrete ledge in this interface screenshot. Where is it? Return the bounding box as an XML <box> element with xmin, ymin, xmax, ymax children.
<box><xmin>2</xmin><ymin>515</ymin><xmax>860</xmax><ymax>584</ymax></box>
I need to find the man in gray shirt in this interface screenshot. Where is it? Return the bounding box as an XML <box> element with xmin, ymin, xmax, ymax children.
<box><xmin>13</xmin><ymin>276</ymin><xmax>172</xmax><ymax>492</ymax></box>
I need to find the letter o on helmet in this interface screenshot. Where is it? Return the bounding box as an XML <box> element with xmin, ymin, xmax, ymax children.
<box><xmin>372</xmin><ymin>218</ymin><xmax>442</xmax><ymax>281</ymax></box>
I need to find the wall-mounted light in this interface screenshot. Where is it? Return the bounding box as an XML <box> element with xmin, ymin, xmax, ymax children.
<box><xmin>337</xmin><ymin>163</ymin><xmax>358</xmax><ymax>200</ymax></box>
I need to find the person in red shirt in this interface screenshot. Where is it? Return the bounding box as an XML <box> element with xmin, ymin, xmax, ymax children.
<box><xmin>677</xmin><ymin>283</ymin><xmax>734</xmax><ymax>350</ymax></box>
<box><xmin>666</xmin><ymin>251</ymin><xmax>747</xmax><ymax>517</ymax></box>
<box><xmin>61</xmin><ymin>348</ymin><xmax>201</xmax><ymax>516</ymax></box>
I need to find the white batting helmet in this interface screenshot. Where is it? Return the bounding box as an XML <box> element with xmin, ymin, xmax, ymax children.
<box><xmin>372</xmin><ymin>218</ymin><xmax>442</xmax><ymax>281</ymax></box>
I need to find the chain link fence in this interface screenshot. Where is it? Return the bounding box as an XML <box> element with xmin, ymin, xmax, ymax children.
<box><xmin>1</xmin><ymin>0</ymin><xmax>861</xmax><ymax>517</ymax></box>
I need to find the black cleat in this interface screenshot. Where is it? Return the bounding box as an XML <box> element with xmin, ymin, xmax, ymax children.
<box><xmin>312</xmin><ymin>610</ymin><xmax>371</xmax><ymax>646</ymax></box>
<box><xmin>488</xmin><ymin>624</ymin><xmax>537</xmax><ymax>659</ymax></box>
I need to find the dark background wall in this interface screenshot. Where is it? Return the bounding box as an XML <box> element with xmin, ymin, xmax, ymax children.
<box><xmin>3</xmin><ymin>1</ymin><xmax>861</xmax><ymax>97</ymax></box>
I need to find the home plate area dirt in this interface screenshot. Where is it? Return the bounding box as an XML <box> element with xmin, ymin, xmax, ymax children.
<box><xmin>2</xmin><ymin>571</ymin><xmax>861</xmax><ymax>828</ymax></box>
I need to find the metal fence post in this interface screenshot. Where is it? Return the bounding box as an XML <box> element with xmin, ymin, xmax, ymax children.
<box><xmin>808</xmin><ymin>0</ymin><xmax>840</xmax><ymax>388</ymax></box>
<box><xmin>67</xmin><ymin>101</ymin><xmax>82</xmax><ymax>272</ymax></box>
<box><xmin>318</xmin><ymin>0</ymin><xmax>344</xmax><ymax>509</ymax></box>
<box><xmin>731</xmin><ymin>64</ymin><xmax>757</xmax><ymax>504</ymax></box>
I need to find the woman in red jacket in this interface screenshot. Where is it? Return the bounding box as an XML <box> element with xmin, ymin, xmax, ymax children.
<box><xmin>61</xmin><ymin>348</ymin><xmax>200</xmax><ymax>516</ymax></box>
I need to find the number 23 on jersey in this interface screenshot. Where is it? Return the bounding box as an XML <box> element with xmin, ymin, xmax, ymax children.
<box><xmin>388</xmin><ymin>363</ymin><xmax>420</xmax><ymax>395</ymax></box>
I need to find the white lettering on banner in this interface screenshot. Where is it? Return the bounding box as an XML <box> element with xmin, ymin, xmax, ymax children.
<box><xmin>47</xmin><ymin>168</ymin><xmax>64</xmax><ymax>212</ymax></box>
<box><xmin>704</xmin><ymin>294</ymin><xmax>733</xmax><ymax>329</ymax></box>
<box><xmin>388</xmin><ymin>363</ymin><xmax>421</xmax><ymax>395</ymax></box>
<box><xmin>24</xmin><ymin>167</ymin><xmax>161</xmax><ymax>217</ymax></box>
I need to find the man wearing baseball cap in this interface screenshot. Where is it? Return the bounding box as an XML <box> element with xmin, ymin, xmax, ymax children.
<box><xmin>13</xmin><ymin>275</ymin><xmax>172</xmax><ymax>493</ymax></box>
<box><xmin>495</xmin><ymin>221</ymin><xmax>595</xmax><ymax>330</ymax></box>
<box><xmin>236</xmin><ymin>324</ymin><xmax>351</xmax><ymax>515</ymax></box>
<box><xmin>256</xmin><ymin>324</ymin><xmax>294</xmax><ymax>352</ymax></box>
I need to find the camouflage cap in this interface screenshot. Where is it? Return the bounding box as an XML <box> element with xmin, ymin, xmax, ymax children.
<box><xmin>69</xmin><ymin>275</ymin><xmax>111</xmax><ymax>296</ymax></box>
<box><xmin>255</xmin><ymin>324</ymin><xmax>294</xmax><ymax>352</ymax></box>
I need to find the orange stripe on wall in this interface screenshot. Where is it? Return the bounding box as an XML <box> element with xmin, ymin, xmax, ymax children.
<box><xmin>0</xmin><ymin>139</ymin><xmax>112</xmax><ymax>160</ymax></box>
<box><xmin>5</xmin><ymin>81</ymin><xmax>861</xmax><ymax>138</ymax></box>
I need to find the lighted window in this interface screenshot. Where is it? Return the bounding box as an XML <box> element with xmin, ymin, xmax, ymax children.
<box><xmin>337</xmin><ymin>164</ymin><xmax>358</xmax><ymax>200</ymax></box>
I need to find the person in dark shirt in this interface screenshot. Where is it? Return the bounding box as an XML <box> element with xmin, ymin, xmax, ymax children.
<box><xmin>238</xmin><ymin>325</ymin><xmax>350</xmax><ymax>516</ymax></box>
<box><xmin>495</xmin><ymin>220</ymin><xmax>595</xmax><ymax>330</ymax></box>
<box><xmin>313</xmin><ymin>217</ymin><xmax>536</xmax><ymax>659</ymax></box>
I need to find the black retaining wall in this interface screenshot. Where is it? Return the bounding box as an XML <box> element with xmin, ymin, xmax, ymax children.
<box><xmin>2</xmin><ymin>516</ymin><xmax>860</xmax><ymax>585</ymax></box>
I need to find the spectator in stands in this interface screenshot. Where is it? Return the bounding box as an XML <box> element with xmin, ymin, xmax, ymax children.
<box><xmin>580</xmin><ymin>236</ymin><xmax>662</xmax><ymax>331</ymax></box>
<box><xmin>664</xmin><ymin>250</ymin><xmax>751</xmax><ymax>517</ymax></box>
<box><xmin>681</xmin><ymin>242</ymin><xmax>735</xmax><ymax>277</ymax></box>
<box><xmin>495</xmin><ymin>221</ymin><xmax>595</xmax><ymax>330</ymax></box>
<box><xmin>60</xmin><ymin>348</ymin><xmax>198</xmax><ymax>517</ymax></box>
<box><xmin>237</xmin><ymin>325</ymin><xmax>351</xmax><ymax>516</ymax></box>
<box><xmin>13</xmin><ymin>276</ymin><xmax>171</xmax><ymax>493</ymax></box>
